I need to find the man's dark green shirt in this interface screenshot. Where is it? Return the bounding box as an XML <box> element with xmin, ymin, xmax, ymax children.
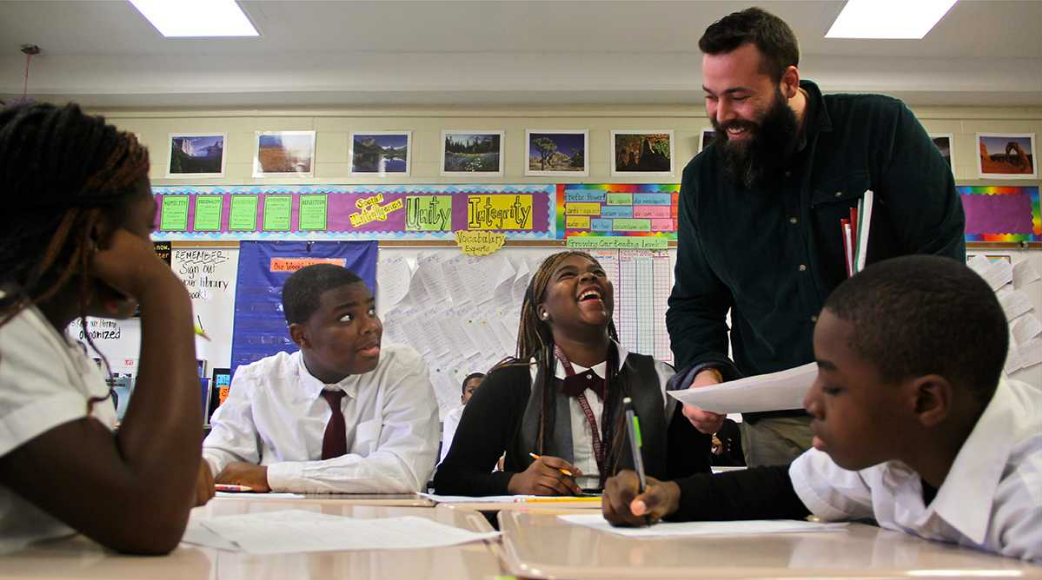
<box><xmin>667</xmin><ymin>81</ymin><xmax>965</xmax><ymax>421</ymax></box>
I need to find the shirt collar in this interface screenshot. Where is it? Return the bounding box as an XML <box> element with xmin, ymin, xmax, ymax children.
<box><xmin>553</xmin><ymin>340</ymin><xmax>630</xmax><ymax>380</ymax></box>
<box><xmin>293</xmin><ymin>350</ymin><xmax>358</xmax><ymax>400</ymax></box>
<box><xmin>924</xmin><ymin>377</ymin><xmax>1018</xmax><ymax>544</ymax></box>
<box><xmin>798</xmin><ymin>79</ymin><xmax>832</xmax><ymax>145</ymax></box>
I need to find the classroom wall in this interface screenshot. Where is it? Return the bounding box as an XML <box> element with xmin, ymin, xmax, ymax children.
<box><xmin>89</xmin><ymin>104</ymin><xmax>1042</xmax><ymax>392</ymax></box>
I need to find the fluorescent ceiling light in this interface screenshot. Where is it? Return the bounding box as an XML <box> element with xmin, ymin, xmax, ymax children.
<box><xmin>826</xmin><ymin>0</ymin><xmax>957</xmax><ymax>39</ymax></box>
<box><xmin>129</xmin><ymin>0</ymin><xmax>258</xmax><ymax>38</ymax></box>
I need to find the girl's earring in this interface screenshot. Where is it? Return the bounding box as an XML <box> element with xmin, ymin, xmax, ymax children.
<box><xmin>541</xmin><ymin>312</ymin><xmax>549</xmax><ymax>320</ymax></box>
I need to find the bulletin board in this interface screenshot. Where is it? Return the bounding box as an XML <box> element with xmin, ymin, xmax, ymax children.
<box><xmin>959</xmin><ymin>185</ymin><xmax>1041</xmax><ymax>245</ymax></box>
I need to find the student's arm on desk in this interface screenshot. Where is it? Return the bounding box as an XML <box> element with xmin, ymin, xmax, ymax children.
<box><xmin>603</xmin><ymin>466</ymin><xmax>810</xmax><ymax>527</ymax></box>
<box><xmin>0</xmin><ymin>232</ymin><xmax>204</xmax><ymax>554</ymax></box>
<box><xmin>265</xmin><ymin>355</ymin><xmax>440</xmax><ymax>494</ymax></box>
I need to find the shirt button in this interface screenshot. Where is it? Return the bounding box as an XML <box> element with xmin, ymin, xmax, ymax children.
<box><xmin>799</xmin><ymin>264</ymin><xmax>807</xmax><ymax>272</ymax></box>
<box><xmin>811</xmin><ymin>315</ymin><xmax>818</xmax><ymax>323</ymax></box>
<box><xmin>834</xmin><ymin>191</ymin><xmax>843</xmax><ymax>198</ymax></box>
<box><xmin>785</xmin><ymin>171</ymin><xmax>792</xmax><ymax>178</ymax></box>
<box><xmin>789</xmin><ymin>217</ymin><xmax>798</xmax><ymax>224</ymax></box>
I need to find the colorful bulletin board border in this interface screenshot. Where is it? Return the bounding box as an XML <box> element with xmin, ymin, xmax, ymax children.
<box><xmin>151</xmin><ymin>184</ymin><xmax>555</xmax><ymax>241</ymax></box>
<box><xmin>556</xmin><ymin>183</ymin><xmax>679</xmax><ymax>242</ymax></box>
<box><xmin>958</xmin><ymin>185</ymin><xmax>1041</xmax><ymax>243</ymax></box>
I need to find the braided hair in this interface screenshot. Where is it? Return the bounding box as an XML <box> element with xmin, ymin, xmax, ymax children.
<box><xmin>0</xmin><ymin>102</ymin><xmax>150</xmax><ymax>406</ymax></box>
<box><xmin>498</xmin><ymin>251</ymin><xmax>630</xmax><ymax>482</ymax></box>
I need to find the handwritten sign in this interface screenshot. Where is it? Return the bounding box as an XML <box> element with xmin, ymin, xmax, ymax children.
<box><xmin>455</xmin><ymin>230</ymin><xmax>506</xmax><ymax>256</ymax></box>
<box><xmin>298</xmin><ymin>195</ymin><xmax>328</xmax><ymax>231</ymax></box>
<box><xmin>193</xmin><ymin>196</ymin><xmax>223</xmax><ymax>231</ymax></box>
<box><xmin>263</xmin><ymin>195</ymin><xmax>293</xmax><ymax>231</ymax></box>
<box><xmin>349</xmin><ymin>194</ymin><xmax>405</xmax><ymax>227</ymax></box>
<box><xmin>229</xmin><ymin>195</ymin><xmax>259</xmax><ymax>231</ymax></box>
<box><xmin>566</xmin><ymin>236</ymin><xmax>669</xmax><ymax>249</ymax></box>
<box><xmin>406</xmin><ymin>195</ymin><xmax>452</xmax><ymax>231</ymax></box>
<box><xmin>161</xmin><ymin>196</ymin><xmax>189</xmax><ymax>231</ymax></box>
<box><xmin>467</xmin><ymin>195</ymin><xmax>533</xmax><ymax>230</ymax></box>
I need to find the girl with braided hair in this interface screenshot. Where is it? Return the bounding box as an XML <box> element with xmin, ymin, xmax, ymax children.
<box><xmin>434</xmin><ymin>251</ymin><xmax>710</xmax><ymax>496</ymax></box>
<box><xmin>0</xmin><ymin>103</ymin><xmax>212</xmax><ymax>555</ymax></box>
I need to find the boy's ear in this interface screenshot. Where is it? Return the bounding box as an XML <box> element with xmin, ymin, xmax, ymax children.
<box><xmin>288</xmin><ymin>323</ymin><xmax>309</xmax><ymax>349</ymax></box>
<box><xmin>910</xmin><ymin>375</ymin><xmax>953</xmax><ymax>428</ymax></box>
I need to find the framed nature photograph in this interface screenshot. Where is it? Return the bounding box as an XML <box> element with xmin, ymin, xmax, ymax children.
<box><xmin>167</xmin><ymin>133</ymin><xmax>226</xmax><ymax>178</ymax></box>
<box><xmin>611</xmin><ymin>130</ymin><xmax>674</xmax><ymax>176</ymax></box>
<box><xmin>253</xmin><ymin>130</ymin><xmax>316</xmax><ymax>178</ymax></box>
<box><xmin>441</xmin><ymin>130</ymin><xmax>504</xmax><ymax>176</ymax></box>
<box><xmin>525</xmin><ymin>130</ymin><xmax>588</xmax><ymax>177</ymax></box>
<box><xmin>349</xmin><ymin>131</ymin><xmax>411</xmax><ymax>176</ymax></box>
<box><xmin>929</xmin><ymin>133</ymin><xmax>954</xmax><ymax>173</ymax></box>
<box><xmin>977</xmin><ymin>133</ymin><xmax>1037</xmax><ymax>180</ymax></box>
<box><xmin>699</xmin><ymin>127</ymin><xmax>716</xmax><ymax>153</ymax></box>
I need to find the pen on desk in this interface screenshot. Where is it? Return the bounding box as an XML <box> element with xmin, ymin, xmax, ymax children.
<box><xmin>623</xmin><ymin>397</ymin><xmax>651</xmax><ymax>525</ymax></box>
<box><xmin>528</xmin><ymin>452</ymin><xmax>574</xmax><ymax>477</ymax></box>
<box><xmin>214</xmin><ymin>484</ymin><xmax>254</xmax><ymax>493</ymax></box>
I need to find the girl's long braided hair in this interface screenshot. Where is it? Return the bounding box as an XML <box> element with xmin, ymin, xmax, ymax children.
<box><xmin>0</xmin><ymin>102</ymin><xmax>150</xmax><ymax>408</ymax></box>
<box><xmin>495</xmin><ymin>251</ymin><xmax>631</xmax><ymax>481</ymax></box>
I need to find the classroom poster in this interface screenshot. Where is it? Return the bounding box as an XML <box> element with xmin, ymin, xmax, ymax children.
<box><xmin>556</xmin><ymin>184</ymin><xmax>678</xmax><ymax>247</ymax></box>
<box><xmin>171</xmin><ymin>247</ymin><xmax>239</xmax><ymax>368</ymax></box>
<box><xmin>958</xmin><ymin>186</ymin><xmax>1041</xmax><ymax>243</ymax></box>
<box><xmin>230</xmin><ymin>241</ymin><xmax>377</xmax><ymax>375</ymax></box>
<box><xmin>151</xmin><ymin>184</ymin><xmax>555</xmax><ymax>241</ymax></box>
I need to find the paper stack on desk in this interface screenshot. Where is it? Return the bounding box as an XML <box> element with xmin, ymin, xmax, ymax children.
<box><xmin>182</xmin><ymin>509</ymin><xmax>499</xmax><ymax>554</ymax></box>
<box><xmin>668</xmin><ymin>362</ymin><xmax>817</xmax><ymax>414</ymax></box>
<box><xmin>559</xmin><ymin>513</ymin><xmax>847</xmax><ymax>537</ymax></box>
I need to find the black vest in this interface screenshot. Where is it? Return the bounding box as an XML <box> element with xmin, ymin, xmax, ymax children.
<box><xmin>509</xmin><ymin>348</ymin><xmax>670</xmax><ymax>488</ymax></box>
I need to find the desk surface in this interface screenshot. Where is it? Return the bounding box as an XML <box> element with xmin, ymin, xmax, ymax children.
<box><xmin>0</xmin><ymin>498</ymin><xmax>501</xmax><ymax>580</ymax></box>
<box><xmin>498</xmin><ymin>511</ymin><xmax>1042</xmax><ymax>580</ymax></box>
<box><xmin>215</xmin><ymin>492</ymin><xmax>433</xmax><ymax>507</ymax></box>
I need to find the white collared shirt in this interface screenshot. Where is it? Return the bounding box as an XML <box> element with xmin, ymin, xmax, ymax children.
<box><xmin>790</xmin><ymin>377</ymin><xmax>1042</xmax><ymax>561</ymax></box>
<box><xmin>0</xmin><ymin>303</ymin><xmax>116</xmax><ymax>554</ymax></box>
<box><xmin>439</xmin><ymin>405</ymin><xmax>464</xmax><ymax>464</ymax></box>
<box><xmin>203</xmin><ymin>345</ymin><xmax>439</xmax><ymax>494</ymax></box>
<box><xmin>530</xmin><ymin>342</ymin><xmax>675</xmax><ymax>489</ymax></box>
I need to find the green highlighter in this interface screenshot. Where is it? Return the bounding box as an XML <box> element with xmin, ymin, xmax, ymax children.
<box><xmin>623</xmin><ymin>397</ymin><xmax>648</xmax><ymax>494</ymax></box>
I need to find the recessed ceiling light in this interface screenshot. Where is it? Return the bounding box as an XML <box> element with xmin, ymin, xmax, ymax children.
<box><xmin>129</xmin><ymin>0</ymin><xmax>259</xmax><ymax>38</ymax></box>
<box><xmin>826</xmin><ymin>0</ymin><xmax>958</xmax><ymax>39</ymax></box>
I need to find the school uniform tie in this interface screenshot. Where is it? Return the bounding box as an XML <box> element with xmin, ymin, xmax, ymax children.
<box><xmin>320</xmin><ymin>389</ymin><xmax>347</xmax><ymax>460</ymax></box>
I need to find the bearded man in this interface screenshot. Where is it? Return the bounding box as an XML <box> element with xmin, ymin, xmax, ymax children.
<box><xmin>667</xmin><ymin>8</ymin><xmax>965</xmax><ymax>467</ymax></box>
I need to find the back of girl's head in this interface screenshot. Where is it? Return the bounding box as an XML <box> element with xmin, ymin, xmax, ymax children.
<box><xmin>514</xmin><ymin>250</ymin><xmax>617</xmax><ymax>360</ymax></box>
<box><xmin>0</xmin><ymin>102</ymin><xmax>150</xmax><ymax>317</ymax></box>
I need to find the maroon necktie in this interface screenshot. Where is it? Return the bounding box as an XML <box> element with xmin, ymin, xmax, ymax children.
<box><xmin>320</xmin><ymin>390</ymin><xmax>347</xmax><ymax>460</ymax></box>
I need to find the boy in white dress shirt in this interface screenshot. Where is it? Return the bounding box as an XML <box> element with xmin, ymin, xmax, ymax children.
<box><xmin>439</xmin><ymin>372</ymin><xmax>484</xmax><ymax>464</ymax></box>
<box><xmin>603</xmin><ymin>255</ymin><xmax>1041</xmax><ymax>562</ymax></box>
<box><xmin>203</xmin><ymin>264</ymin><xmax>439</xmax><ymax>493</ymax></box>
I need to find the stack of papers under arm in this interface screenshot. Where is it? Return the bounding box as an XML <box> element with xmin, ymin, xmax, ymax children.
<box><xmin>558</xmin><ymin>513</ymin><xmax>847</xmax><ymax>537</ymax></box>
<box><xmin>183</xmin><ymin>509</ymin><xmax>499</xmax><ymax>554</ymax></box>
<box><xmin>667</xmin><ymin>362</ymin><xmax>817</xmax><ymax>414</ymax></box>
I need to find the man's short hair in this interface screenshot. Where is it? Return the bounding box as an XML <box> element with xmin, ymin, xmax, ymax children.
<box><xmin>823</xmin><ymin>255</ymin><xmax>1008</xmax><ymax>404</ymax></box>
<box><xmin>461</xmin><ymin>372</ymin><xmax>486</xmax><ymax>395</ymax></box>
<box><xmin>698</xmin><ymin>7</ymin><xmax>800</xmax><ymax>82</ymax></box>
<box><xmin>281</xmin><ymin>264</ymin><xmax>363</xmax><ymax>325</ymax></box>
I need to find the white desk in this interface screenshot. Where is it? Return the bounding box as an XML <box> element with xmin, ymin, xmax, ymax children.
<box><xmin>0</xmin><ymin>498</ymin><xmax>501</xmax><ymax>580</ymax></box>
<box><xmin>498</xmin><ymin>511</ymin><xmax>1042</xmax><ymax>579</ymax></box>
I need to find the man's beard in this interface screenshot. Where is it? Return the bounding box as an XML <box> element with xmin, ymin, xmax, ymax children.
<box><xmin>712</xmin><ymin>89</ymin><xmax>800</xmax><ymax>189</ymax></box>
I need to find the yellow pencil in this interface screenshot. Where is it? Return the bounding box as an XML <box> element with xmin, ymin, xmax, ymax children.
<box><xmin>528</xmin><ymin>452</ymin><xmax>574</xmax><ymax>477</ymax></box>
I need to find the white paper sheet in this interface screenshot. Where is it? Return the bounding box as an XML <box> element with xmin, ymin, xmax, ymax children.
<box><xmin>558</xmin><ymin>513</ymin><xmax>847</xmax><ymax>537</ymax></box>
<box><xmin>377</xmin><ymin>255</ymin><xmax>412</xmax><ymax>310</ymax></box>
<box><xmin>215</xmin><ymin>491</ymin><xmax>305</xmax><ymax>499</ymax></box>
<box><xmin>668</xmin><ymin>363</ymin><xmax>816</xmax><ymax>414</ymax></box>
<box><xmin>996</xmin><ymin>288</ymin><xmax>1035</xmax><ymax>322</ymax></box>
<box><xmin>968</xmin><ymin>255</ymin><xmax>1015</xmax><ymax>291</ymax></box>
<box><xmin>1012</xmin><ymin>314</ymin><xmax>1042</xmax><ymax>346</ymax></box>
<box><xmin>1017</xmin><ymin>338</ymin><xmax>1042</xmax><ymax>369</ymax></box>
<box><xmin>196</xmin><ymin>510</ymin><xmax>499</xmax><ymax>554</ymax></box>
<box><xmin>1013</xmin><ymin>259</ymin><xmax>1041</xmax><ymax>289</ymax></box>
<box><xmin>420</xmin><ymin>493</ymin><xmax>531</xmax><ymax>503</ymax></box>
<box><xmin>181</xmin><ymin>520</ymin><xmax>240</xmax><ymax>551</ymax></box>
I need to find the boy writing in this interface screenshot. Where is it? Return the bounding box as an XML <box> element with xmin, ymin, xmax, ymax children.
<box><xmin>203</xmin><ymin>264</ymin><xmax>439</xmax><ymax>493</ymax></box>
<box><xmin>604</xmin><ymin>256</ymin><xmax>1040</xmax><ymax>561</ymax></box>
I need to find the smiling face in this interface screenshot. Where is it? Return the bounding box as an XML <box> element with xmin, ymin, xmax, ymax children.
<box><xmin>292</xmin><ymin>281</ymin><xmax>382</xmax><ymax>383</ymax></box>
<box><xmin>804</xmin><ymin>308</ymin><xmax>909</xmax><ymax>471</ymax></box>
<box><xmin>536</xmin><ymin>254</ymin><xmax>614</xmax><ymax>339</ymax></box>
<box><xmin>703</xmin><ymin>43</ymin><xmax>786</xmax><ymax>143</ymax></box>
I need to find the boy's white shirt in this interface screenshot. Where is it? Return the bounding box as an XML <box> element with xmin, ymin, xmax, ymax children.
<box><xmin>440</xmin><ymin>405</ymin><xmax>464</xmax><ymax>464</ymax></box>
<box><xmin>790</xmin><ymin>377</ymin><xmax>1042</xmax><ymax>561</ymax></box>
<box><xmin>0</xmin><ymin>304</ymin><xmax>116</xmax><ymax>553</ymax></box>
<box><xmin>203</xmin><ymin>345</ymin><xmax>439</xmax><ymax>494</ymax></box>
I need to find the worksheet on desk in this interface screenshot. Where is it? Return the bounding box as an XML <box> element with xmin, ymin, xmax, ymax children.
<box><xmin>559</xmin><ymin>513</ymin><xmax>847</xmax><ymax>537</ymax></box>
<box><xmin>191</xmin><ymin>509</ymin><xmax>499</xmax><ymax>554</ymax></box>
